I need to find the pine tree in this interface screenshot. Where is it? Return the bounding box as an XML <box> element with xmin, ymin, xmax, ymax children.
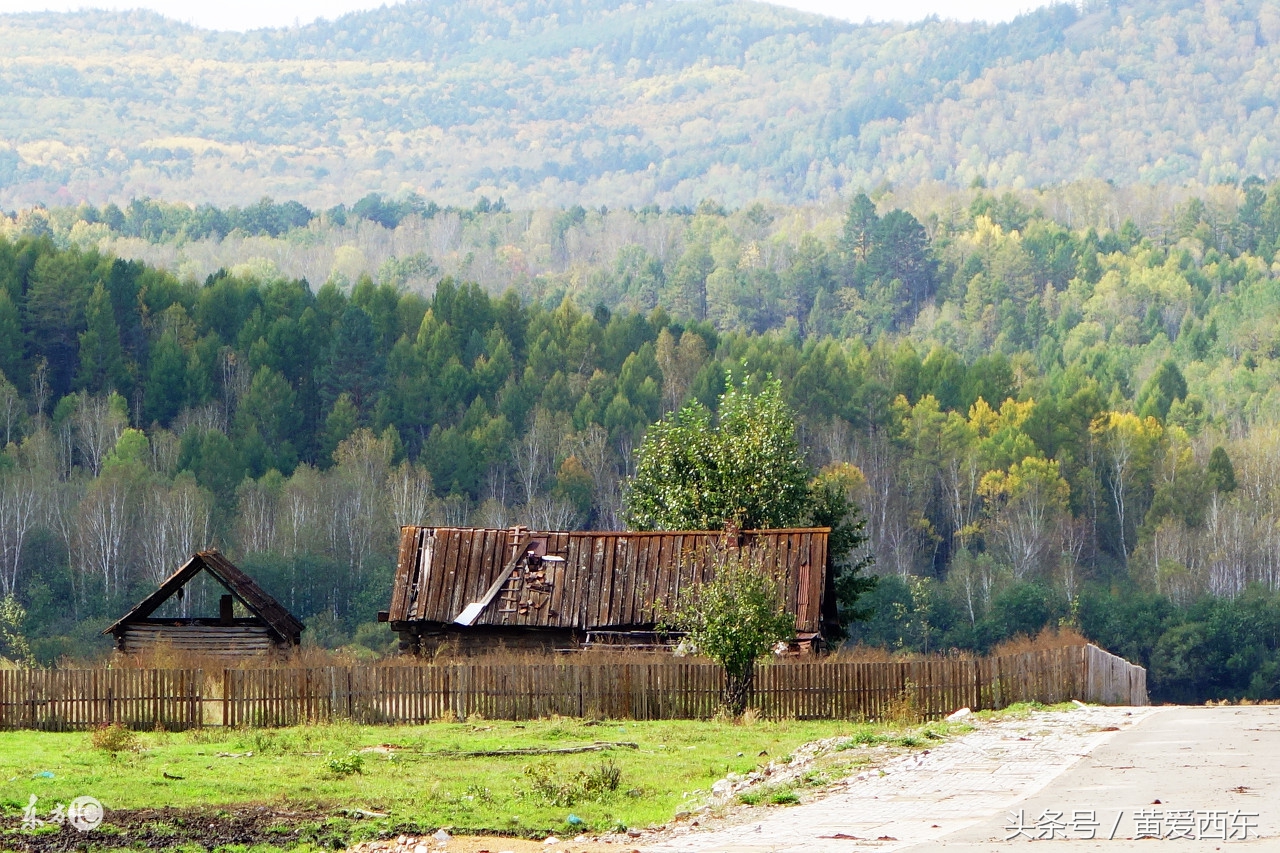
<box><xmin>0</xmin><ymin>289</ymin><xmax>23</xmax><ymax>387</ymax></box>
<box><xmin>1208</xmin><ymin>446</ymin><xmax>1237</xmax><ymax>494</ymax></box>
<box><xmin>76</xmin><ymin>282</ymin><xmax>126</xmax><ymax>394</ymax></box>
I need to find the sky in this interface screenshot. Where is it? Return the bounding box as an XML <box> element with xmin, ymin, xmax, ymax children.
<box><xmin>0</xmin><ymin>0</ymin><xmax>1059</xmax><ymax>32</ymax></box>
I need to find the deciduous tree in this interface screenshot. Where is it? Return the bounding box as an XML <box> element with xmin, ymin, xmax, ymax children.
<box><xmin>626</xmin><ymin>379</ymin><xmax>810</xmax><ymax>531</ymax></box>
<box><xmin>661</xmin><ymin>543</ymin><xmax>796</xmax><ymax>715</ymax></box>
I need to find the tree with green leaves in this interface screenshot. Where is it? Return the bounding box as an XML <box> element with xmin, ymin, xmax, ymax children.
<box><xmin>0</xmin><ymin>593</ymin><xmax>32</xmax><ymax>666</ymax></box>
<box><xmin>0</xmin><ymin>289</ymin><xmax>24</xmax><ymax>387</ymax></box>
<box><xmin>841</xmin><ymin>192</ymin><xmax>879</xmax><ymax>266</ymax></box>
<box><xmin>661</xmin><ymin>543</ymin><xmax>796</xmax><ymax>715</ymax></box>
<box><xmin>809</xmin><ymin>463</ymin><xmax>877</xmax><ymax>626</ymax></box>
<box><xmin>629</xmin><ymin>380</ymin><xmax>878</xmax><ymax>642</ymax></box>
<box><xmin>625</xmin><ymin>378</ymin><xmax>810</xmax><ymax>531</ymax></box>
<box><xmin>143</xmin><ymin>330</ymin><xmax>188</xmax><ymax>427</ymax></box>
<box><xmin>1136</xmin><ymin>360</ymin><xmax>1187</xmax><ymax>420</ymax></box>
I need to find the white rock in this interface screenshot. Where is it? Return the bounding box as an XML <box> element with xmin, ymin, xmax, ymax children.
<box><xmin>945</xmin><ymin>707</ymin><xmax>972</xmax><ymax>721</ymax></box>
<box><xmin>543</xmin><ymin>836</ymin><xmax>560</xmax><ymax>845</ymax></box>
<box><xmin>433</xmin><ymin>829</ymin><xmax>451</xmax><ymax>842</ymax></box>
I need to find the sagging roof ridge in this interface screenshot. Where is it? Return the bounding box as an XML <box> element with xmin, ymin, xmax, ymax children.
<box><xmin>103</xmin><ymin>549</ymin><xmax>304</xmax><ymax>642</ymax></box>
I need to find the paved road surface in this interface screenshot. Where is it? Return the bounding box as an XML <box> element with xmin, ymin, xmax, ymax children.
<box><xmin>645</xmin><ymin>705</ymin><xmax>1280</xmax><ymax>852</ymax></box>
<box><xmin>914</xmin><ymin>706</ymin><xmax>1280</xmax><ymax>851</ymax></box>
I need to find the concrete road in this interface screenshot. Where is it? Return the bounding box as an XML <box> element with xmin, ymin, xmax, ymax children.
<box><xmin>645</xmin><ymin>705</ymin><xmax>1280</xmax><ymax>852</ymax></box>
<box><xmin>912</xmin><ymin>706</ymin><xmax>1280</xmax><ymax>851</ymax></box>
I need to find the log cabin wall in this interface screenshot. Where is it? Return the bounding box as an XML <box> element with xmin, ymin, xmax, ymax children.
<box><xmin>117</xmin><ymin>622</ymin><xmax>281</xmax><ymax>656</ymax></box>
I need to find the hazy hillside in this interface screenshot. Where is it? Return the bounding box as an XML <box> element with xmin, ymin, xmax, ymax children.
<box><xmin>2</xmin><ymin>0</ymin><xmax>1279</xmax><ymax>208</ymax></box>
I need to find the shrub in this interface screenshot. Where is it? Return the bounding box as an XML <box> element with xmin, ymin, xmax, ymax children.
<box><xmin>90</xmin><ymin>723</ymin><xmax>138</xmax><ymax>754</ymax></box>
<box><xmin>326</xmin><ymin>753</ymin><xmax>364</xmax><ymax>777</ymax></box>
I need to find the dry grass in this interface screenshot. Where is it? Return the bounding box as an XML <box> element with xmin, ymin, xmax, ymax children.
<box><xmin>825</xmin><ymin>628</ymin><xmax>1089</xmax><ymax>665</ymax></box>
<box><xmin>991</xmin><ymin>626</ymin><xmax>1089</xmax><ymax>656</ymax></box>
<box><xmin>104</xmin><ymin>644</ymin><xmax>377</xmax><ymax>671</ymax></box>
<box><xmin>60</xmin><ymin>629</ymin><xmax>1091</xmax><ymax>673</ymax></box>
<box><xmin>68</xmin><ymin>643</ymin><xmax>687</xmax><ymax>672</ymax></box>
<box><xmin>827</xmin><ymin>645</ymin><xmax>977</xmax><ymax>663</ymax></box>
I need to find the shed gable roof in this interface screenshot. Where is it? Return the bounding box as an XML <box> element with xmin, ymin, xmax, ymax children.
<box><xmin>103</xmin><ymin>550</ymin><xmax>304</xmax><ymax>642</ymax></box>
<box><xmin>389</xmin><ymin>526</ymin><xmax>829</xmax><ymax>634</ymax></box>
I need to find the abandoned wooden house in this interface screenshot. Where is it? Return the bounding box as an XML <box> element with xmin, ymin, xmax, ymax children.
<box><xmin>381</xmin><ymin>526</ymin><xmax>835</xmax><ymax>653</ymax></box>
<box><xmin>104</xmin><ymin>550</ymin><xmax>303</xmax><ymax>657</ymax></box>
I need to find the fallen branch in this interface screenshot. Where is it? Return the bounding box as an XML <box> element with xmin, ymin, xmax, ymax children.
<box><xmin>429</xmin><ymin>741</ymin><xmax>639</xmax><ymax>758</ymax></box>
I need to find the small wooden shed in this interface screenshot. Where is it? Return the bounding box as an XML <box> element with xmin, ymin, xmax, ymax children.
<box><xmin>382</xmin><ymin>526</ymin><xmax>835</xmax><ymax>654</ymax></box>
<box><xmin>104</xmin><ymin>550</ymin><xmax>303</xmax><ymax>656</ymax></box>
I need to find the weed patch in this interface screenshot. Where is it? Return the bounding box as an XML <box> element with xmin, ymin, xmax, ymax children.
<box><xmin>523</xmin><ymin>759</ymin><xmax>622</xmax><ymax>808</ymax></box>
<box><xmin>325</xmin><ymin>753</ymin><xmax>364</xmax><ymax>778</ymax></box>
<box><xmin>89</xmin><ymin>722</ymin><xmax>137</xmax><ymax>754</ymax></box>
<box><xmin>738</xmin><ymin>784</ymin><xmax>799</xmax><ymax>806</ymax></box>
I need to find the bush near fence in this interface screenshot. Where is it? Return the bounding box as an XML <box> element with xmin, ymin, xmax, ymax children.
<box><xmin>0</xmin><ymin>644</ymin><xmax>1147</xmax><ymax>731</ymax></box>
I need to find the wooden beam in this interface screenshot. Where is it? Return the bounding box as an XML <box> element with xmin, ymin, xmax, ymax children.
<box><xmin>454</xmin><ymin>534</ymin><xmax>532</xmax><ymax>626</ymax></box>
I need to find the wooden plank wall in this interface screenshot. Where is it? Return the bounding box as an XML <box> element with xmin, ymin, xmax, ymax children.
<box><xmin>120</xmin><ymin>624</ymin><xmax>277</xmax><ymax>655</ymax></box>
<box><xmin>0</xmin><ymin>645</ymin><xmax>1147</xmax><ymax>730</ymax></box>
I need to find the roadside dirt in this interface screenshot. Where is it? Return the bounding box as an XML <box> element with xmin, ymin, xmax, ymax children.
<box><xmin>353</xmin><ymin>833</ymin><xmax>635</xmax><ymax>853</ymax></box>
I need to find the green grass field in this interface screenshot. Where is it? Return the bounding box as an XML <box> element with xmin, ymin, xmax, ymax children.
<box><xmin>0</xmin><ymin>710</ymin><xmax>1024</xmax><ymax>851</ymax></box>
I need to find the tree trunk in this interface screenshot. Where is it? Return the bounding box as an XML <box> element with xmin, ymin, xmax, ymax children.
<box><xmin>724</xmin><ymin>668</ymin><xmax>755</xmax><ymax>717</ymax></box>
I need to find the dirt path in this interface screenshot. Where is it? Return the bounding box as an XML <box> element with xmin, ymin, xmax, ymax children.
<box><xmin>640</xmin><ymin>704</ymin><xmax>1159</xmax><ymax>853</ymax></box>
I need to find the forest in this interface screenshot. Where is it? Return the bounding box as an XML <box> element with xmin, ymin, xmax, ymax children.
<box><xmin>4</xmin><ymin>178</ymin><xmax>1280</xmax><ymax>703</ymax></box>
<box><xmin>4</xmin><ymin>0</ymin><xmax>1280</xmax><ymax>209</ymax></box>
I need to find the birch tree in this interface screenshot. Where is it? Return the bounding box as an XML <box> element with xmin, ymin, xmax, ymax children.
<box><xmin>141</xmin><ymin>474</ymin><xmax>212</xmax><ymax>584</ymax></box>
<box><xmin>387</xmin><ymin>459</ymin><xmax>433</xmax><ymax>528</ymax></box>
<box><xmin>73</xmin><ymin>392</ymin><xmax>128</xmax><ymax>476</ymax></box>
<box><xmin>980</xmin><ymin>457</ymin><xmax>1070</xmax><ymax>580</ymax></box>
<box><xmin>76</xmin><ymin>471</ymin><xmax>131</xmax><ymax>600</ymax></box>
<box><xmin>235</xmin><ymin>472</ymin><xmax>281</xmax><ymax>556</ymax></box>
<box><xmin>333</xmin><ymin>428</ymin><xmax>393</xmax><ymax>576</ymax></box>
<box><xmin>1092</xmin><ymin>411</ymin><xmax>1163</xmax><ymax>566</ymax></box>
<box><xmin>0</xmin><ymin>373</ymin><xmax>21</xmax><ymax>447</ymax></box>
<box><xmin>0</xmin><ymin>465</ymin><xmax>40</xmax><ymax>597</ymax></box>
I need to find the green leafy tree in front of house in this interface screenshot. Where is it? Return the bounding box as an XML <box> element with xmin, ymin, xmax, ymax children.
<box><xmin>661</xmin><ymin>544</ymin><xmax>796</xmax><ymax>715</ymax></box>
<box><xmin>809</xmin><ymin>462</ymin><xmax>877</xmax><ymax>626</ymax></box>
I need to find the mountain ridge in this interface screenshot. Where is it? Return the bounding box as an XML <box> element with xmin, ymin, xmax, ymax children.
<box><xmin>0</xmin><ymin>0</ymin><xmax>1274</xmax><ymax>208</ymax></box>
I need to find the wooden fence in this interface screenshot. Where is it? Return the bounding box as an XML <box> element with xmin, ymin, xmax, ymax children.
<box><xmin>0</xmin><ymin>668</ymin><xmax>205</xmax><ymax>731</ymax></box>
<box><xmin>0</xmin><ymin>644</ymin><xmax>1147</xmax><ymax>730</ymax></box>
